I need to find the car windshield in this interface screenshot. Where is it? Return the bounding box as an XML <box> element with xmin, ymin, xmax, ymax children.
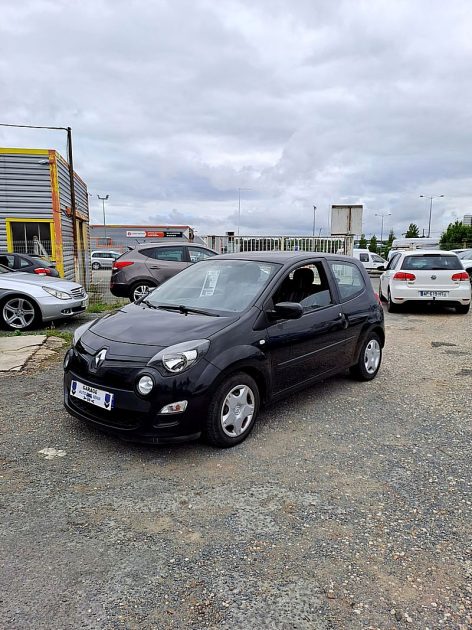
<box><xmin>401</xmin><ymin>254</ymin><xmax>462</xmax><ymax>271</ymax></box>
<box><xmin>145</xmin><ymin>259</ymin><xmax>280</xmax><ymax>314</ymax></box>
<box><xmin>458</xmin><ymin>249</ymin><xmax>472</xmax><ymax>260</ymax></box>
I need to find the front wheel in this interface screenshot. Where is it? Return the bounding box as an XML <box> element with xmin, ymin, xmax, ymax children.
<box><xmin>1</xmin><ymin>296</ymin><xmax>39</xmax><ymax>331</ymax></box>
<box><xmin>204</xmin><ymin>373</ymin><xmax>260</xmax><ymax>448</ymax></box>
<box><xmin>350</xmin><ymin>333</ymin><xmax>382</xmax><ymax>381</ymax></box>
<box><xmin>455</xmin><ymin>303</ymin><xmax>470</xmax><ymax>314</ymax></box>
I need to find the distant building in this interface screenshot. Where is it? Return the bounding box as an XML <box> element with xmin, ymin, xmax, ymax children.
<box><xmin>464</xmin><ymin>214</ymin><xmax>472</xmax><ymax>226</ymax></box>
<box><xmin>90</xmin><ymin>224</ymin><xmax>201</xmax><ymax>250</ymax></box>
<box><xmin>0</xmin><ymin>147</ymin><xmax>89</xmax><ymax>280</ymax></box>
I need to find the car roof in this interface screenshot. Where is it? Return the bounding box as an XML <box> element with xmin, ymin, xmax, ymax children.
<box><xmin>397</xmin><ymin>249</ymin><xmax>458</xmax><ymax>256</ymax></box>
<box><xmin>214</xmin><ymin>251</ymin><xmax>352</xmax><ymax>263</ymax></box>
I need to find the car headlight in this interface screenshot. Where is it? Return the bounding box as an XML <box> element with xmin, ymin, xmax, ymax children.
<box><xmin>42</xmin><ymin>286</ymin><xmax>72</xmax><ymax>300</ymax></box>
<box><xmin>73</xmin><ymin>320</ymin><xmax>95</xmax><ymax>346</ymax></box>
<box><xmin>137</xmin><ymin>374</ymin><xmax>154</xmax><ymax>395</ymax></box>
<box><xmin>150</xmin><ymin>339</ymin><xmax>210</xmax><ymax>374</ymax></box>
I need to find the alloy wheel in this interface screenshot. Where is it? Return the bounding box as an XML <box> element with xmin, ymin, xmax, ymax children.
<box><xmin>364</xmin><ymin>339</ymin><xmax>381</xmax><ymax>374</ymax></box>
<box><xmin>220</xmin><ymin>384</ymin><xmax>255</xmax><ymax>438</ymax></box>
<box><xmin>132</xmin><ymin>284</ymin><xmax>152</xmax><ymax>301</ymax></box>
<box><xmin>3</xmin><ymin>297</ymin><xmax>36</xmax><ymax>329</ymax></box>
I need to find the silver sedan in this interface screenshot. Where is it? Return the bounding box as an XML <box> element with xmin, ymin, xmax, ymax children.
<box><xmin>0</xmin><ymin>264</ymin><xmax>88</xmax><ymax>330</ymax></box>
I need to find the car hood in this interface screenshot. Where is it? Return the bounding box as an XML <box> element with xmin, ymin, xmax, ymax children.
<box><xmin>0</xmin><ymin>272</ymin><xmax>83</xmax><ymax>290</ymax></box>
<box><xmin>81</xmin><ymin>303</ymin><xmax>238</xmax><ymax>357</ymax></box>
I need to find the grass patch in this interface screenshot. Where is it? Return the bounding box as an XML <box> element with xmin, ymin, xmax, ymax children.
<box><xmin>45</xmin><ymin>329</ymin><xmax>73</xmax><ymax>345</ymax></box>
<box><xmin>87</xmin><ymin>302</ymin><xmax>125</xmax><ymax>313</ymax></box>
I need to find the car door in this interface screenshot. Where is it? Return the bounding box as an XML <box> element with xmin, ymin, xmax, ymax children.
<box><xmin>381</xmin><ymin>253</ymin><xmax>401</xmax><ymax>297</ymax></box>
<box><xmin>327</xmin><ymin>260</ymin><xmax>372</xmax><ymax>365</ymax></box>
<box><xmin>145</xmin><ymin>246</ymin><xmax>190</xmax><ymax>284</ymax></box>
<box><xmin>265</xmin><ymin>260</ymin><xmax>348</xmax><ymax>395</ymax></box>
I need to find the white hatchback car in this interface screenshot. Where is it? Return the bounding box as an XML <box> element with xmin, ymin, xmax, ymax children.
<box><xmin>379</xmin><ymin>250</ymin><xmax>471</xmax><ymax>314</ymax></box>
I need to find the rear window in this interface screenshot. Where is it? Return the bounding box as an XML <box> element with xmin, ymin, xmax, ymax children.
<box><xmin>401</xmin><ymin>254</ymin><xmax>462</xmax><ymax>271</ymax></box>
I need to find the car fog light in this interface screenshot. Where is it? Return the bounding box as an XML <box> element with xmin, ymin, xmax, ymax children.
<box><xmin>137</xmin><ymin>375</ymin><xmax>154</xmax><ymax>395</ymax></box>
<box><xmin>159</xmin><ymin>400</ymin><xmax>188</xmax><ymax>414</ymax></box>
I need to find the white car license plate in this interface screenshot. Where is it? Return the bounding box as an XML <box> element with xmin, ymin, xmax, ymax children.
<box><xmin>82</xmin><ymin>298</ymin><xmax>89</xmax><ymax>307</ymax></box>
<box><xmin>70</xmin><ymin>380</ymin><xmax>114</xmax><ymax>410</ymax></box>
<box><xmin>419</xmin><ymin>290</ymin><xmax>448</xmax><ymax>297</ymax></box>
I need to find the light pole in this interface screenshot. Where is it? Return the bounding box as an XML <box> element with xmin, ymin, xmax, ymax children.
<box><xmin>312</xmin><ymin>205</ymin><xmax>317</xmax><ymax>237</ymax></box>
<box><xmin>375</xmin><ymin>212</ymin><xmax>391</xmax><ymax>245</ymax></box>
<box><xmin>419</xmin><ymin>194</ymin><xmax>444</xmax><ymax>238</ymax></box>
<box><xmin>97</xmin><ymin>194</ymin><xmax>109</xmax><ymax>241</ymax></box>
<box><xmin>237</xmin><ymin>188</ymin><xmax>252</xmax><ymax>236</ymax></box>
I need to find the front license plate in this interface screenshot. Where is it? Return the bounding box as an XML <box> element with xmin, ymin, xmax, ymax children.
<box><xmin>82</xmin><ymin>298</ymin><xmax>89</xmax><ymax>307</ymax></box>
<box><xmin>70</xmin><ymin>380</ymin><xmax>114</xmax><ymax>410</ymax></box>
<box><xmin>419</xmin><ymin>290</ymin><xmax>449</xmax><ymax>297</ymax></box>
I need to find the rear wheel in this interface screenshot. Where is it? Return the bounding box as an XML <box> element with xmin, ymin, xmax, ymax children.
<box><xmin>378</xmin><ymin>283</ymin><xmax>386</xmax><ymax>302</ymax></box>
<box><xmin>350</xmin><ymin>333</ymin><xmax>382</xmax><ymax>381</ymax></box>
<box><xmin>204</xmin><ymin>373</ymin><xmax>260</xmax><ymax>448</ymax></box>
<box><xmin>1</xmin><ymin>296</ymin><xmax>39</xmax><ymax>331</ymax></box>
<box><xmin>92</xmin><ymin>261</ymin><xmax>100</xmax><ymax>270</ymax></box>
<box><xmin>455</xmin><ymin>303</ymin><xmax>470</xmax><ymax>314</ymax></box>
<box><xmin>130</xmin><ymin>281</ymin><xmax>156</xmax><ymax>302</ymax></box>
<box><xmin>387</xmin><ymin>290</ymin><xmax>399</xmax><ymax>313</ymax></box>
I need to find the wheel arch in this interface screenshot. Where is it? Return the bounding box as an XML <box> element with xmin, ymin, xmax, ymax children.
<box><xmin>0</xmin><ymin>291</ymin><xmax>42</xmax><ymax>326</ymax></box>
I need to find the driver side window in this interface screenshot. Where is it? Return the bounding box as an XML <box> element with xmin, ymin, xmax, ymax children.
<box><xmin>272</xmin><ymin>262</ymin><xmax>333</xmax><ymax>311</ymax></box>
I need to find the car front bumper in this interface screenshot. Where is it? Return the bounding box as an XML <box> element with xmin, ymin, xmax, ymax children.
<box><xmin>63</xmin><ymin>364</ymin><xmax>218</xmax><ymax>444</ymax></box>
<box><xmin>40</xmin><ymin>295</ymin><xmax>89</xmax><ymax>321</ymax></box>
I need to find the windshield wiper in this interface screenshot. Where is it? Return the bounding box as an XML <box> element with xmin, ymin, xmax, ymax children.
<box><xmin>156</xmin><ymin>304</ymin><xmax>219</xmax><ymax>317</ymax></box>
<box><xmin>141</xmin><ymin>298</ymin><xmax>158</xmax><ymax>309</ymax></box>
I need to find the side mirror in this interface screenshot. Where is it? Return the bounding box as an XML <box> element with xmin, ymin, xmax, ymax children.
<box><xmin>273</xmin><ymin>302</ymin><xmax>303</xmax><ymax>320</ymax></box>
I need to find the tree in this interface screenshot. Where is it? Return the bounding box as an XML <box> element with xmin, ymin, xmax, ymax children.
<box><xmin>358</xmin><ymin>233</ymin><xmax>367</xmax><ymax>249</ymax></box>
<box><xmin>369</xmin><ymin>235</ymin><xmax>378</xmax><ymax>253</ymax></box>
<box><xmin>439</xmin><ymin>220</ymin><xmax>472</xmax><ymax>249</ymax></box>
<box><xmin>381</xmin><ymin>229</ymin><xmax>396</xmax><ymax>258</ymax></box>
<box><xmin>405</xmin><ymin>223</ymin><xmax>420</xmax><ymax>238</ymax></box>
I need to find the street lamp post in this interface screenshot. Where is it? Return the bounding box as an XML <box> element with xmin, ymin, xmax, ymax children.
<box><xmin>312</xmin><ymin>205</ymin><xmax>317</xmax><ymax>237</ymax></box>
<box><xmin>419</xmin><ymin>194</ymin><xmax>444</xmax><ymax>238</ymax></box>
<box><xmin>97</xmin><ymin>194</ymin><xmax>110</xmax><ymax>241</ymax></box>
<box><xmin>375</xmin><ymin>212</ymin><xmax>391</xmax><ymax>245</ymax></box>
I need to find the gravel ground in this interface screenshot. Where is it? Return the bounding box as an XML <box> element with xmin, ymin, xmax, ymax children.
<box><xmin>0</xmin><ymin>305</ymin><xmax>471</xmax><ymax>629</ymax></box>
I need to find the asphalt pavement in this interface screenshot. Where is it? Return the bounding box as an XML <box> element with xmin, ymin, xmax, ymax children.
<box><xmin>0</xmin><ymin>305</ymin><xmax>471</xmax><ymax>629</ymax></box>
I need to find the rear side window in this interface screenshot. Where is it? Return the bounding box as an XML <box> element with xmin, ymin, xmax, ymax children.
<box><xmin>0</xmin><ymin>254</ymin><xmax>15</xmax><ymax>269</ymax></box>
<box><xmin>329</xmin><ymin>261</ymin><xmax>365</xmax><ymax>301</ymax></box>
<box><xmin>188</xmin><ymin>247</ymin><xmax>216</xmax><ymax>263</ymax></box>
<box><xmin>19</xmin><ymin>257</ymin><xmax>31</xmax><ymax>268</ymax></box>
<box><xmin>402</xmin><ymin>255</ymin><xmax>462</xmax><ymax>271</ymax></box>
<box><xmin>143</xmin><ymin>247</ymin><xmax>185</xmax><ymax>262</ymax></box>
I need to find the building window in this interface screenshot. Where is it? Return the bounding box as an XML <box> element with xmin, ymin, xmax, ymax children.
<box><xmin>9</xmin><ymin>221</ymin><xmax>53</xmax><ymax>256</ymax></box>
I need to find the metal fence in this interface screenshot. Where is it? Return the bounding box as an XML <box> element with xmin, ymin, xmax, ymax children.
<box><xmin>204</xmin><ymin>235</ymin><xmax>353</xmax><ymax>255</ymax></box>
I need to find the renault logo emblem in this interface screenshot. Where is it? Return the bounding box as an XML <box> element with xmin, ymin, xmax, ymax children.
<box><xmin>94</xmin><ymin>349</ymin><xmax>107</xmax><ymax>368</ymax></box>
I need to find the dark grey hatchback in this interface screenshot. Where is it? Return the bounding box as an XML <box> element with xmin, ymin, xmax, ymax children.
<box><xmin>64</xmin><ymin>252</ymin><xmax>384</xmax><ymax>448</ymax></box>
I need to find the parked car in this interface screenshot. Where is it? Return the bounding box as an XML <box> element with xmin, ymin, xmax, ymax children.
<box><xmin>64</xmin><ymin>252</ymin><xmax>384</xmax><ymax>447</ymax></box>
<box><xmin>0</xmin><ymin>251</ymin><xmax>59</xmax><ymax>277</ymax></box>
<box><xmin>352</xmin><ymin>248</ymin><xmax>387</xmax><ymax>270</ymax></box>
<box><xmin>91</xmin><ymin>250</ymin><xmax>121</xmax><ymax>270</ymax></box>
<box><xmin>457</xmin><ymin>249</ymin><xmax>472</xmax><ymax>280</ymax></box>
<box><xmin>110</xmin><ymin>242</ymin><xmax>218</xmax><ymax>301</ymax></box>
<box><xmin>0</xmin><ymin>264</ymin><xmax>88</xmax><ymax>330</ymax></box>
<box><xmin>379</xmin><ymin>250</ymin><xmax>471</xmax><ymax>313</ymax></box>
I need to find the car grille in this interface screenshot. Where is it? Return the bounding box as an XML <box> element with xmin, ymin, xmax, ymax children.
<box><xmin>70</xmin><ymin>287</ymin><xmax>86</xmax><ymax>299</ymax></box>
<box><xmin>69</xmin><ymin>396</ymin><xmax>143</xmax><ymax>430</ymax></box>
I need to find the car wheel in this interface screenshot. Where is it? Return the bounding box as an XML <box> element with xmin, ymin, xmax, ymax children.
<box><xmin>378</xmin><ymin>283</ymin><xmax>386</xmax><ymax>302</ymax></box>
<box><xmin>455</xmin><ymin>303</ymin><xmax>470</xmax><ymax>314</ymax></box>
<box><xmin>204</xmin><ymin>373</ymin><xmax>260</xmax><ymax>448</ymax></box>
<box><xmin>350</xmin><ymin>333</ymin><xmax>382</xmax><ymax>381</ymax></box>
<box><xmin>387</xmin><ymin>290</ymin><xmax>399</xmax><ymax>313</ymax></box>
<box><xmin>1</xmin><ymin>296</ymin><xmax>39</xmax><ymax>331</ymax></box>
<box><xmin>92</xmin><ymin>261</ymin><xmax>100</xmax><ymax>270</ymax></box>
<box><xmin>130</xmin><ymin>281</ymin><xmax>156</xmax><ymax>302</ymax></box>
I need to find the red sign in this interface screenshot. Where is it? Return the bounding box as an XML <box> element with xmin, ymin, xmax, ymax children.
<box><xmin>145</xmin><ymin>231</ymin><xmax>165</xmax><ymax>238</ymax></box>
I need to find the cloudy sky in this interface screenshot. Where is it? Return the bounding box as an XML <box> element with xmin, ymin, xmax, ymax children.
<box><xmin>2</xmin><ymin>0</ymin><xmax>472</xmax><ymax>238</ymax></box>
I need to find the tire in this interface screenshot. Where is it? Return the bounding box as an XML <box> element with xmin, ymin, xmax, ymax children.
<box><xmin>129</xmin><ymin>281</ymin><xmax>156</xmax><ymax>302</ymax></box>
<box><xmin>387</xmin><ymin>290</ymin><xmax>399</xmax><ymax>313</ymax></box>
<box><xmin>350</xmin><ymin>333</ymin><xmax>382</xmax><ymax>381</ymax></box>
<box><xmin>455</xmin><ymin>303</ymin><xmax>470</xmax><ymax>314</ymax></box>
<box><xmin>204</xmin><ymin>372</ymin><xmax>260</xmax><ymax>448</ymax></box>
<box><xmin>92</xmin><ymin>261</ymin><xmax>100</xmax><ymax>270</ymax></box>
<box><xmin>1</xmin><ymin>295</ymin><xmax>40</xmax><ymax>331</ymax></box>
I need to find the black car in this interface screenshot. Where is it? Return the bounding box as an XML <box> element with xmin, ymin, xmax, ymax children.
<box><xmin>0</xmin><ymin>252</ymin><xmax>59</xmax><ymax>277</ymax></box>
<box><xmin>64</xmin><ymin>252</ymin><xmax>385</xmax><ymax>447</ymax></box>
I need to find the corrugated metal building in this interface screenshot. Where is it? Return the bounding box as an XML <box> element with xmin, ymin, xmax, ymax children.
<box><xmin>90</xmin><ymin>225</ymin><xmax>202</xmax><ymax>250</ymax></box>
<box><xmin>0</xmin><ymin>147</ymin><xmax>89</xmax><ymax>280</ymax></box>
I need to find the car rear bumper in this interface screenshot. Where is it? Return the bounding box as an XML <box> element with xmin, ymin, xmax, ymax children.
<box><xmin>109</xmin><ymin>281</ymin><xmax>129</xmax><ymax>298</ymax></box>
<box><xmin>390</xmin><ymin>284</ymin><xmax>471</xmax><ymax>304</ymax></box>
